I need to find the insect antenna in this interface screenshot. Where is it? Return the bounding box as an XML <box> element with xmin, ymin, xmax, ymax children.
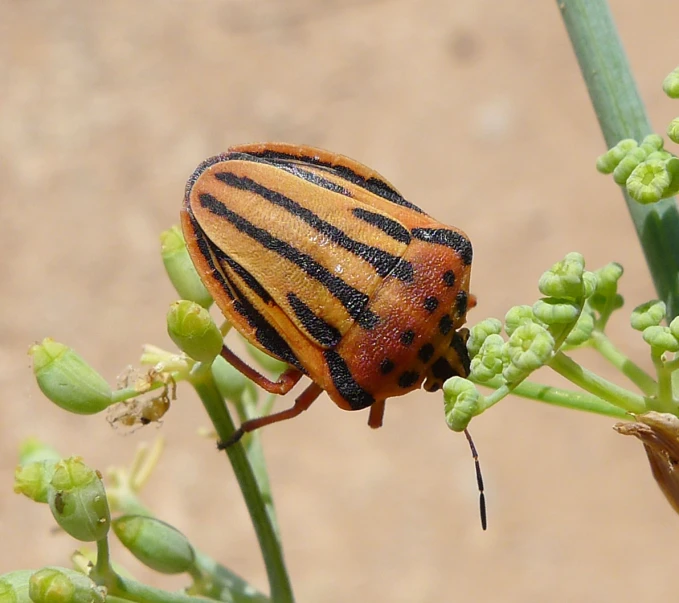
<box><xmin>463</xmin><ymin>428</ymin><xmax>487</xmax><ymax>531</ymax></box>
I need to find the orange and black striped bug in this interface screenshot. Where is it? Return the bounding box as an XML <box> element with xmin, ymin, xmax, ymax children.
<box><xmin>182</xmin><ymin>143</ymin><xmax>486</xmax><ymax>528</ymax></box>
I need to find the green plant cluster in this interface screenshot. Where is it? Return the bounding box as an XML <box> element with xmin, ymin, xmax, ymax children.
<box><xmin>445</xmin><ymin>252</ymin><xmax>679</xmax><ymax>431</ymax></box>
<box><xmin>595</xmin><ymin>66</ymin><xmax>679</xmax><ymax>204</ymax></box>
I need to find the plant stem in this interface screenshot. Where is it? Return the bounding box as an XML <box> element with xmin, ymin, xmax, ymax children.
<box><xmin>191</xmin><ymin>369</ymin><xmax>294</xmax><ymax>603</ymax></box>
<box><xmin>549</xmin><ymin>351</ymin><xmax>647</xmax><ymax>413</ymax></box>
<box><xmin>590</xmin><ymin>331</ymin><xmax>657</xmax><ymax>395</ymax></box>
<box><xmin>477</xmin><ymin>377</ymin><xmax>629</xmax><ymax>419</ymax></box>
<box><xmin>557</xmin><ymin>0</ymin><xmax>679</xmax><ymax>319</ymax></box>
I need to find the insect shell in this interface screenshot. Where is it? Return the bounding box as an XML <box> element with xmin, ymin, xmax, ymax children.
<box><xmin>181</xmin><ymin>142</ymin><xmax>473</xmax><ymax>441</ymax></box>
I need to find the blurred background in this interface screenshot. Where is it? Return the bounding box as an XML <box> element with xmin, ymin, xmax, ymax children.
<box><xmin>2</xmin><ymin>1</ymin><xmax>679</xmax><ymax>601</ymax></box>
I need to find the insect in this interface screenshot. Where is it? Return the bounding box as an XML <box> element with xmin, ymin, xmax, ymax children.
<box><xmin>181</xmin><ymin>142</ymin><xmax>474</xmax><ymax>446</ymax></box>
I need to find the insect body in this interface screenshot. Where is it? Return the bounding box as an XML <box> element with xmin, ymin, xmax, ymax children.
<box><xmin>181</xmin><ymin>143</ymin><xmax>473</xmax><ymax>444</ymax></box>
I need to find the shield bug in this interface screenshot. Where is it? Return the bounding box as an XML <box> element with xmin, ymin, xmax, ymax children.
<box><xmin>181</xmin><ymin>142</ymin><xmax>474</xmax><ymax>445</ymax></box>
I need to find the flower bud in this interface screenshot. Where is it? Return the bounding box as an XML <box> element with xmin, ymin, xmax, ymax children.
<box><xmin>113</xmin><ymin>515</ymin><xmax>196</xmax><ymax>574</ymax></box>
<box><xmin>662</xmin><ymin>66</ymin><xmax>679</xmax><ymax>99</ymax></box>
<box><xmin>29</xmin><ymin>339</ymin><xmax>113</xmax><ymax>415</ymax></box>
<box><xmin>48</xmin><ymin>458</ymin><xmax>110</xmax><ymax>542</ymax></box>
<box><xmin>504</xmin><ymin>323</ymin><xmax>555</xmax><ymax>378</ymax></box>
<box><xmin>538</xmin><ymin>253</ymin><xmax>586</xmax><ymax>300</ymax></box>
<box><xmin>14</xmin><ymin>461</ymin><xmax>57</xmax><ymax>504</ymax></box>
<box><xmin>565</xmin><ymin>309</ymin><xmax>595</xmax><ymax>346</ymax></box>
<box><xmin>596</xmin><ymin>139</ymin><xmax>638</xmax><ymax>173</ymax></box>
<box><xmin>167</xmin><ymin>301</ymin><xmax>223</xmax><ymax>363</ymax></box>
<box><xmin>504</xmin><ymin>305</ymin><xmax>535</xmax><ymax>337</ymax></box>
<box><xmin>630</xmin><ymin>300</ymin><xmax>666</xmax><ymax>331</ymax></box>
<box><xmin>532</xmin><ymin>298</ymin><xmax>580</xmax><ymax>325</ymax></box>
<box><xmin>0</xmin><ymin>570</ymin><xmax>33</xmax><ymax>602</ymax></box>
<box><xmin>161</xmin><ymin>226</ymin><xmax>213</xmax><ymax>309</ymax></box>
<box><xmin>443</xmin><ymin>377</ymin><xmax>482</xmax><ymax>432</ymax></box>
<box><xmin>668</xmin><ymin>117</ymin><xmax>679</xmax><ymax>145</ymax></box>
<box><xmin>627</xmin><ymin>159</ymin><xmax>673</xmax><ymax>204</ymax></box>
<box><xmin>28</xmin><ymin>568</ymin><xmax>105</xmax><ymax>603</ymax></box>
<box><xmin>467</xmin><ymin>318</ymin><xmax>502</xmax><ymax>358</ymax></box>
<box><xmin>642</xmin><ymin>326</ymin><xmax>679</xmax><ymax>354</ymax></box>
<box><xmin>469</xmin><ymin>334</ymin><xmax>505</xmax><ymax>383</ymax></box>
<box><xmin>612</xmin><ymin>146</ymin><xmax>647</xmax><ymax>185</ymax></box>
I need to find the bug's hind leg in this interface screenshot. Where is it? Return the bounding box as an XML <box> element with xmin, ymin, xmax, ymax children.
<box><xmin>220</xmin><ymin>343</ymin><xmax>303</xmax><ymax>394</ymax></box>
<box><xmin>219</xmin><ymin>382</ymin><xmax>323</xmax><ymax>448</ymax></box>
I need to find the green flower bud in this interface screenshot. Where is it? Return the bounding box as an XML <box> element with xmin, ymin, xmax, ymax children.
<box><xmin>538</xmin><ymin>252</ymin><xmax>586</xmax><ymax>300</ymax></box>
<box><xmin>48</xmin><ymin>458</ymin><xmax>110</xmax><ymax>542</ymax></box>
<box><xmin>161</xmin><ymin>226</ymin><xmax>213</xmax><ymax>309</ymax></box>
<box><xmin>594</xmin><ymin>263</ymin><xmax>624</xmax><ymax>296</ymax></box>
<box><xmin>469</xmin><ymin>334</ymin><xmax>505</xmax><ymax>382</ymax></box>
<box><xmin>167</xmin><ymin>301</ymin><xmax>223</xmax><ymax>363</ymax></box>
<box><xmin>532</xmin><ymin>298</ymin><xmax>580</xmax><ymax>325</ymax></box>
<box><xmin>18</xmin><ymin>439</ymin><xmax>60</xmax><ymax>467</ymax></box>
<box><xmin>596</xmin><ymin>139</ymin><xmax>638</xmax><ymax>173</ymax></box>
<box><xmin>627</xmin><ymin>159</ymin><xmax>673</xmax><ymax>204</ymax></box>
<box><xmin>0</xmin><ymin>570</ymin><xmax>33</xmax><ymax>603</ymax></box>
<box><xmin>29</xmin><ymin>339</ymin><xmax>113</xmax><ymax>415</ymax></box>
<box><xmin>663</xmin><ymin>66</ymin><xmax>679</xmax><ymax>99</ymax></box>
<box><xmin>504</xmin><ymin>323</ymin><xmax>555</xmax><ymax>378</ymax></box>
<box><xmin>504</xmin><ymin>305</ymin><xmax>535</xmax><ymax>336</ymax></box>
<box><xmin>212</xmin><ymin>355</ymin><xmax>250</xmax><ymax>403</ymax></box>
<box><xmin>642</xmin><ymin>326</ymin><xmax>679</xmax><ymax>354</ymax></box>
<box><xmin>630</xmin><ymin>300</ymin><xmax>666</xmax><ymax>331</ymax></box>
<box><xmin>28</xmin><ymin>568</ymin><xmax>105</xmax><ymax>603</ymax></box>
<box><xmin>14</xmin><ymin>461</ymin><xmax>57</xmax><ymax>504</ymax></box>
<box><xmin>669</xmin><ymin>316</ymin><xmax>679</xmax><ymax>340</ymax></box>
<box><xmin>639</xmin><ymin>134</ymin><xmax>664</xmax><ymax>154</ymax></box>
<box><xmin>581</xmin><ymin>271</ymin><xmax>598</xmax><ymax>299</ymax></box>
<box><xmin>443</xmin><ymin>377</ymin><xmax>482</xmax><ymax>432</ymax></box>
<box><xmin>244</xmin><ymin>339</ymin><xmax>288</xmax><ymax>376</ymax></box>
<box><xmin>612</xmin><ymin>146</ymin><xmax>647</xmax><ymax>185</ymax></box>
<box><xmin>467</xmin><ymin>318</ymin><xmax>503</xmax><ymax>358</ymax></box>
<box><xmin>113</xmin><ymin>515</ymin><xmax>196</xmax><ymax>574</ymax></box>
<box><xmin>565</xmin><ymin>309</ymin><xmax>595</xmax><ymax>346</ymax></box>
<box><xmin>668</xmin><ymin>117</ymin><xmax>679</xmax><ymax>144</ymax></box>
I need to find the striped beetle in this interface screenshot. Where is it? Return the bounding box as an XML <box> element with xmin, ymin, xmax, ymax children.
<box><xmin>181</xmin><ymin>143</ymin><xmax>474</xmax><ymax>445</ymax></box>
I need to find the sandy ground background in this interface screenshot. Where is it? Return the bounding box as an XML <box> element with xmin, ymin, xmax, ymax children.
<box><xmin>2</xmin><ymin>1</ymin><xmax>679</xmax><ymax>601</ymax></box>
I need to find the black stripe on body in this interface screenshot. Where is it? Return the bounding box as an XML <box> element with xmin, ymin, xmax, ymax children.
<box><xmin>214</xmin><ymin>171</ymin><xmax>412</xmax><ymax>282</ymax></box>
<box><xmin>411</xmin><ymin>228</ymin><xmax>473</xmax><ymax>265</ymax></box>
<box><xmin>198</xmin><ymin>193</ymin><xmax>375</xmax><ymax>322</ymax></box>
<box><xmin>188</xmin><ymin>214</ymin><xmax>304</xmax><ymax>371</ymax></box>
<box><xmin>235</xmin><ymin>148</ymin><xmax>426</xmax><ymax>214</ymax></box>
<box><xmin>323</xmin><ymin>350</ymin><xmax>375</xmax><ymax>410</ymax></box>
<box><xmin>226</xmin><ymin>153</ymin><xmax>354</xmax><ymax>197</ymax></box>
<box><xmin>287</xmin><ymin>292</ymin><xmax>342</xmax><ymax>347</ymax></box>
<box><xmin>450</xmin><ymin>332</ymin><xmax>471</xmax><ymax>376</ymax></box>
<box><xmin>351</xmin><ymin>208</ymin><xmax>411</xmax><ymax>244</ymax></box>
<box><xmin>431</xmin><ymin>357</ymin><xmax>457</xmax><ymax>381</ymax></box>
<box><xmin>213</xmin><ymin>247</ymin><xmax>272</xmax><ymax>303</ymax></box>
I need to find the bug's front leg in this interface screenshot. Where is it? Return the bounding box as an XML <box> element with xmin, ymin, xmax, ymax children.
<box><xmin>218</xmin><ymin>382</ymin><xmax>324</xmax><ymax>448</ymax></box>
<box><xmin>219</xmin><ymin>343</ymin><xmax>303</xmax><ymax>394</ymax></box>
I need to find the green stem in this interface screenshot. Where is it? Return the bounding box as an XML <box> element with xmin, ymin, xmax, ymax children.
<box><xmin>109</xmin><ymin>575</ymin><xmax>211</xmax><ymax>603</ymax></box>
<box><xmin>549</xmin><ymin>351</ymin><xmax>647</xmax><ymax>413</ymax></box>
<box><xmin>476</xmin><ymin>378</ymin><xmax>629</xmax><ymax>419</ymax></box>
<box><xmin>590</xmin><ymin>331</ymin><xmax>657</xmax><ymax>395</ymax></box>
<box><xmin>191</xmin><ymin>370</ymin><xmax>294</xmax><ymax>603</ymax></box>
<box><xmin>651</xmin><ymin>350</ymin><xmax>678</xmax><ymax>412</ymax></box>
<box><xmin>557</xmin><ymin>0</ymin><xmax>679</xmax><ymax>319</ymax></box>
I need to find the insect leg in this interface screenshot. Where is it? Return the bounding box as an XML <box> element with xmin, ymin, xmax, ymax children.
<box><xmin>219</xmin><ymin>382</ymin><xmax>324</xmax><ymax>448</ymax></box>
<box><xmin>367</xmin><ymin>399</ymin><xmax>386</xmax><ymax>428</ymax></box>
<box><xmin>220</xmin><ymin>343</ymin><xmax>303</xmax><ymax>394</ymax></box>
